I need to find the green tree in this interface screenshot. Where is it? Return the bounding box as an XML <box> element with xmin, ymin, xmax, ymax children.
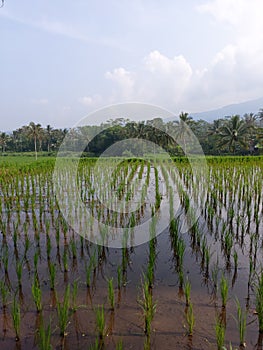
<box><xmin>218</xmin><ymin>115</ymin><xmax>251</xmax><ymax>154</ymax></box>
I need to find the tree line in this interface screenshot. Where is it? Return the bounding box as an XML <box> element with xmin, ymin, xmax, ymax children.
<box><xmin>1</xmin><ymin>110</ymin><xmax>263</xmax><ymax>158</ymax></box>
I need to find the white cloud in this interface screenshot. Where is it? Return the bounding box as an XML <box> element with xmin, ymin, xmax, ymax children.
<box><xmin>79</xmin><ymin>95</ymin><xmax>102</xmax><ymax>107</ymax></box>
<box><xmin>102</xmin><ymin>0</ymin><xmax>263</xmax><ymax>113</ymax></box>
<box><xmin>105</xmin><ymin>68</ymin><xmax>135</xmax><ymax>100</ymax></box>
<box><xmin>104</xmin><ymin>51</ymin><xmax>193</xmax><ymax>111</ymax></box>
<box><xmin>103</xmin><ymin>43</ymin><xmax>263</xmax><ymax>113</ymax></box>
<box><xmin>197</xmin><ymin>0</ymin><xmax>263</xmax><ymax>47</ymax></box>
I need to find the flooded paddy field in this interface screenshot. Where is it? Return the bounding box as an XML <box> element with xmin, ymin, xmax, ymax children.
<box><xmin>0</xmin><ymin>156</ymin><xmax>262</xmax><ymax>350</ymax></box>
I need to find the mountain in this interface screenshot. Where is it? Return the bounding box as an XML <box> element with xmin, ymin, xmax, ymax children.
<box><xmin>189</xmin><ymin>97</ymin><xmax>263</xmax><ymax>121</ymax></box>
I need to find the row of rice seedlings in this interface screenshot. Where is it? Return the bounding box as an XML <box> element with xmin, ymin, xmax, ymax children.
<box><xmin>154</xmin><ymin>164</ymin><xmax>161</xmax><ymax>210</ymax></box>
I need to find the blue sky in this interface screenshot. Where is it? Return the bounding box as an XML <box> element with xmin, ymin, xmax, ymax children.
<box><xmin>1</xmin><ymin>0</ymin><xmax>263</xmax><ymax>130</ymax></box>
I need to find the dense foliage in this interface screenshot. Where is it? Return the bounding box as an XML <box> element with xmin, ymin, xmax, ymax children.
<box><xmin>1</xmin><ymin>110</ymin><xmax>263</xmax><ymax>157</ymax></box>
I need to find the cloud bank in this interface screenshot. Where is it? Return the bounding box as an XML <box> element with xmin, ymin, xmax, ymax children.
<box><xmin>92</xmin><ymin>0</ymin><xmax>263</xmax><ymax>114</ymax></box>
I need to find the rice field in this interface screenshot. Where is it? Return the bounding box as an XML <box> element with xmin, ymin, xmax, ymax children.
<box><xmin>0</xmin><ymin>156</ymin><xmax>263</xmax><ymax>350</ymax></box>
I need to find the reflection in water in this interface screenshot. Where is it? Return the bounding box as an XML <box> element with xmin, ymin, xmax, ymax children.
<box><xmin>256</xmin><ymin>333</ymin><xmax>263</xmax><ymax>350</ymax></box>
<box><xmin>107</xmin><ymin>310</ymin><xmax>115</xmax><ymax>336</ymax></box>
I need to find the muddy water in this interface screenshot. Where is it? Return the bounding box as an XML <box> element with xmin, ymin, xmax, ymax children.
<box><xmin>0</xmin><ymin>223</ymin><xmax>261</xmax><ymax>350</ymax></box>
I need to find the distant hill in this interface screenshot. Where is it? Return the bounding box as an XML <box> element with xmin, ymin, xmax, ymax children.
<box><xmin>189</xmin><ymin>97</ymin><xmax>263</xmax><ymax>121</ymax></box>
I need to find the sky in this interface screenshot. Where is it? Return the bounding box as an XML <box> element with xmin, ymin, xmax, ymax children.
<box><xmin>1</xmin><ymin>0</ymin><xmax>263</xmax><ymax>130</ymax></box>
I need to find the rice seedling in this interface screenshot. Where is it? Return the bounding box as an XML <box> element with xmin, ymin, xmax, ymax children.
<box><xmin>220</xmin><ymin>275</ymin><xmax>229</xmax><ymax>308</ymax></box>
<box><xmin>38</xmin><ymin>317</ymin><xmax>52</xmax><ymax>350</ymax></box>
<box><xmin>184</xmin><ymin>279</ymin><xmax>191</xmax><ymax>307</ymax></box>
<box><xmin>117</xmin><ymin>265</ymin><xmax>122</xmax><ymax>289</ymax></box>
<box><xmin>215</xmin><ymin>315</ymin><xmax>225</xmax><ymax>350</ymax></box>
<box><xmin>49</xmin><ymin>262</ymin><xmax>56</xmax><ymax>291</ymax></box>
<box><xmin>224</xmin><ymin>231</ymin><xmax>233</xmax><ymax>263</ymax></box>
<box><xmin>95</xmin><ymin>304</ymin><xmax>105</xmax><ymax>340</ymax></box>
<box><xmin>32</xmin><ymin>274</ymin><xmax>42</xmax><ymax>313</ymax></box>
<box><xmin>0</xmin><ymin>280</ymin><xmax>9</xmax><ymax>309</ymax></box>
<box><xmin>178</xmin><ymin>267</ymin><xmax>184</xmax><ymax>289</ymax></box>
<box><xmin>255</xmin><ymin>272</ymin><xmax>263</xmax><ymax>333</ymax></box>
<box><xmin>11</xmin><ymin>296</ymin><xmax>21</xmax><ymax>341</ymax></box>
<box><xmin>107</xmin><ymin>277</ymin><xmax>115</xmax><ymax>310</ymax></box>
<box><xmin>16</xmin><ymin>260</ymin><xmax>23</xmax><ymax>289</ymax></box>
<box><xmin>138</xmin><ymin>277</ymin><xmax>157</xmax><ymax>336</ymax></box>
<box><xmin>116</xmin><ymin>339</ymin><xmax>123</xmax><ymax>350</ymax></box>
<box><xmin>88</xmin><ymin>338</ymin><xmax>100</xmax><ymax>350</ymax></box>
<box><xmin>186</xmin><ymin>302</ymin><xmax>195</xmax><ymax>336</ymax></box>
<box><xmin>56</xmin><ymin>284</ymin><xmax>71</xmax><ymax>337</ymax></box>
<box><xmin>235</xmin><ymin>297</ymin><xmax>246</xmax><ymax>347</ymax></box>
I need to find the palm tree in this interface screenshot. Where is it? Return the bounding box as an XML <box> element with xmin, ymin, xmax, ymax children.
<box><xmin>208</xmin><ymin>119</ymin><xmax>223</xmax><ymax>136</ymax></box>
<box><xmin>46</xmin><ymin>125</ymin><xmax>53</xmax><ymax>152</ymax></box>
<box><xmin>257</xmin><ymin>108</ymin><xmax>263</xmax><ymax>127</ymax></box>
<box><xmin>0</xmin><ymin>132</ymin><xmax>8</xmax><ymax>154</ymax></box>
<box><xmin>218</xmin><ymin>115</ymin><xmax>251</xmax><ymax>154</ymax></box>
<box><xmin>173</xmin><ymin>112</ymin><xmax>194</xmax><ymax>153</ymax></box>
<box><xmin>27</xmin><ymin>122</ymin><xmax>43</xmax><ymax>160</ymax></box>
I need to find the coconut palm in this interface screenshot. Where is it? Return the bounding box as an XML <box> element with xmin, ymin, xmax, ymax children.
<box><xmin>27</xmin><ymin>122</ymin><xmax>43</xmax><ymax>160</ymax></box>
<box><xmin>208</xmin><ymin>119</ymin><xmax>223</xmax><ymax>136</ymax></box>
<box><xmin>173</xmin><ymin>112</ymin><xmax>194</xmax><ymax>153</ymax></box>
<box><xmin>218</xmin><ymin>115</ymin><xmax>251</xmax><ymax>154</ymax></box>
<box><xmin>257</xmin><ymin>108</ymin><xmax>263</xmax><ymax>127</ymax></box>
<box><xmin>46</xmin><ymin>125</ymin><xmax>53</xmax><ymax>152</ymax></box>
<box><xmin>0</xmin><ymin>132</ymin><xmax>9</xmax><ymax>153</ymax></box>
